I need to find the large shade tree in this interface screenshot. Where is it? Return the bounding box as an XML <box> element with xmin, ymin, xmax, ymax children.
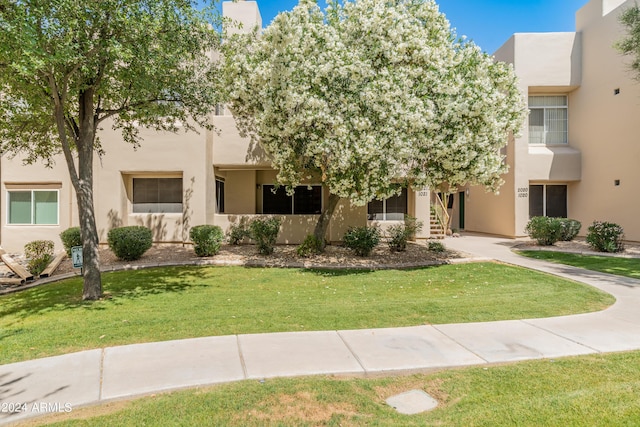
<box><xmin>223</xmin><ymin>0</ymin><xmax>526</xmax><ymax>246</ymax></box>
<box><xmin>0</xmin><ymin>0</ymin><xmax>223</xmax><ymax>299</ymax></box>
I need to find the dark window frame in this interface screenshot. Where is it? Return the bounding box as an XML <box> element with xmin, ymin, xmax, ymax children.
<box><xmin>367</xmin><ymin>188</ymin><xmax>408</xmax><ymax>221</ymax></box>
<box><xmin>215</xmin><ymin>178</ymin><xmax>225</xmax><ymax>214</ymax></box>
<box><xmin>529</xmin><ymin>184</ymin><xmax>567</xmax><ymax>218</ymax></box>
<box><xmin>262</xmin><ymin>185</ymin><xmax>322</xmax><ymax>215</ymax></box>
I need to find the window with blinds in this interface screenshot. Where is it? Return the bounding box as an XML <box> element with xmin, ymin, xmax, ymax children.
<box><xmin>132</xmin><ymin>178</ymin><xmax>183</xmax><ymax>213</ymax></box>
<box><xmin>529</xmin><ymin>95</ymin><xmax>568</xmax><ymax>145</ymax></box>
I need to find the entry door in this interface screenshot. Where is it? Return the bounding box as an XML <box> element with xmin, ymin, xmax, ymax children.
<box><xmin>459</xmin><ymin>191</ymin><xmax>465</xmax><ymax>230</ymax></box>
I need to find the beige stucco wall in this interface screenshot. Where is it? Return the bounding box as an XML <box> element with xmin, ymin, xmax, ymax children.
<box><xmin>467</xmin><ymin>0</ymin><xmax>640</xmax><ymax>241</ymax></box>
<box><xmin>462</xmin><ymin>133</ymin><xmax>517</xmax><ymax>237</ymax></box>
<box><xmin>468</xmin><ymin>29</ymin><xmax>582</xmax><ymax>237</ymax></box>
<box><xmin>1</xmin><ymin>154</ymin><xmax>75</xmax><ymax>251</ymax></box>
<box><xmin>222</xmin><ymin>1</ymin><xmax>262</xmax><ymax>35</ymax></box>
<box><xmin>1</xmin><ymin>121</ymin><xmax>217</xmax><ymax>252</ymax></box>
<box><xmin>93</xmin><ymin>122</ymin><xmax>212</xmax><ymax>244</ymax></box>
<box><xmin>212</xmin><ymin>116</ymin><xmax>271</xmax><ymax>167</ymax></box>
<box><xmin>568</xmin><ymin>0</ymin><xmax>640</xmax><ymax>241</ymax></box>
<box><xmin>512</xmin><ymin>32</ymin><xmax>581</xmax><ymax>89</ymax></box>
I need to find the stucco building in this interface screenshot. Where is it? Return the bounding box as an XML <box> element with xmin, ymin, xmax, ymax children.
<box><xmin>456</xmin><ymin>0</ymin><xmax>640</xmax><ymax>242</ymax></box>
<box><xmin>1</xmin><ymin>0</ymin><xmax>639</xmax><ymax>252</ymax></box>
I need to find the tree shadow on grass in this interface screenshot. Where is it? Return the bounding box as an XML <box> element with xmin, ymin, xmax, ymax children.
<box><xmin>306</xmin><ymin>264</ymin><xmax>442</xmax><ymax>277</ymax></box>
<box><xmin>0</xmin><ymin>266</ymin><xmax>209</xmax><ymax>321</ymax></box>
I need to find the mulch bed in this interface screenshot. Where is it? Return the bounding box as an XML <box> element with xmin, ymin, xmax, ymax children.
<box><xmin>1</xmin><ymin>242</ymin><xmax>457</xmax><ymax>294</ymax></box>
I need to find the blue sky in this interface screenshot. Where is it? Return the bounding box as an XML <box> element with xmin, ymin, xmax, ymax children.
<box><xmin>246</xmin><ymin>0</ymin><xmax>588</xmax><ymax>54</ymax></box>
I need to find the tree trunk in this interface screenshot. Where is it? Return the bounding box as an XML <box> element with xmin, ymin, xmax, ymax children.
<box><xmin>76</xmin><ymin>179</ymin><xmax>102</xmax><ymax>300</ymax></box>
<box><xmin>50</xmin><ymin>82</ymin><xmax>103</xmax><ymax>300</ymax></box>
<box><xmin>313</xmin><ymin>193</ymin><xmax>341</xmax><ymax>250</ymax></box>
<box><xmin>76</xmin><ymin>90</ymin><xmax>102</xmax><ymax>300</ymax></box>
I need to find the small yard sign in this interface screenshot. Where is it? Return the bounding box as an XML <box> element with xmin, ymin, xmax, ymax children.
<box><xmin>71</xmin><ymin>246</ymin><xmax>83</xmax><ymax>269</ymax></box>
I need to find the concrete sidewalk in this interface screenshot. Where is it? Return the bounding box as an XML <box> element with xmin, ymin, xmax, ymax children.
<box><xmin>2</xmin><ymin>234</ymin><xmax>640</xmax><ymax>425</ymax></box>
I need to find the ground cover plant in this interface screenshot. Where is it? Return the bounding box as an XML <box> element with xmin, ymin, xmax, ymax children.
<box><xmin>518</xmin><ymin>250</ymin><xmax>640</xmax><ymax>280</ymax></box>
<box><xmin>29</xmin><ymin>351</ymin><xmax>640</xmax><ymax>426</ymax></box>
<box><xmin>0</xmin><ymin>264</ymin><xmax>613</xmax><ymax>364</ymax></box>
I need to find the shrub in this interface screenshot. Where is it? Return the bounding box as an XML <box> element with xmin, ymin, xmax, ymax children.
<box><xmin>343</xmin><ymin>225</ymin><xmax>381</xmax><ymax>257</ymax></box>
<box><xmin>60</xmin><ymin>227</ymin><xmax>82</xmax><ymax>256</ymax></box>
<box><xmin>428</xmin><ymin>240</ymin><xmax>445</xmax><ymax>253</ymax></box>
<box><xmin>297</xmin><ymin>234</ymin><xmax>323</xmax><ymax>257</ymax></box>
<box><xmin>249</xmin><ymin>217</ymin><xmax>281</xmax><ymax>255</ymax></box>
<box><xmin>107</xmin><ymin>226</ymin><xmax>153</xmax><ymax>261</ymax></box>
<box><xmin>587</xmin><ymin>221</ymin><xmax>625</xmax><ymax>253</ymax></box>
<box><xmin>387</xmin><ymin>215</ymin><xmax>424</xmax><ymax>252</ymax></box>
<box><xmin>558</xmin><ymin>218</ymin><xmax>581</xmax><ymax>242</ymax></box>
<box><xmin>24</xmin><ymin>240</ymin><xmax>54</xmax><ymax>276</ymax></box>
<box><xmin>227</xmin><ymin>218</ymin><xmax>251</xmax><ymax>245</ymax></box>
<box><xmin>189</xmin><ymin>225</ymin><xmax>224</xmax><ymax>257</ymax></box>
<box><xmin>525</xmin><ymin>216</ymin><xmax>562</xmax><ymax>246</ymax></box>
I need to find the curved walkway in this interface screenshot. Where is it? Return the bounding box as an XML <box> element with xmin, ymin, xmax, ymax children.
<box><xmin>2</xmin><ymin>234</ymin><xmax>640</xmax><ymax>425</ymax></box>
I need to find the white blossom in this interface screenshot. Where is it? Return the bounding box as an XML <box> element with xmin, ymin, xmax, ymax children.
<box><xmin>222</xmin><ymin>0</ymin><xmax>526</xmax><ymax>205</ymax></box>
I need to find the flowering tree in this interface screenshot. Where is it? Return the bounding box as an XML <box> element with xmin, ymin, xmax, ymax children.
<box><xmin>223</xmin><ymin>0</ymin><xmax>526</xmax><ymax>246</ymax></box>
<box><xmin>0</xmin><ymin>0</ymin><xmax>222</xmax><ymax>300</ymax></box>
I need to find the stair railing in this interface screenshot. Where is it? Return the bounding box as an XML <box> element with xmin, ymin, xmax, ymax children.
<box><xmin>431</xmin><ymin>193</ymin><xmax>450</xmax><ymax>236</ymax></box>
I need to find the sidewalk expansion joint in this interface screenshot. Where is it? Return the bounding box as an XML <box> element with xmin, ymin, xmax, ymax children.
<box><xmin>430</xmin><ymin>325</ymin><xmax>490</xmax><ymax>364</ymax></box>
<box><xmin>235</xmin><ymin>335</ymin><xmax>249</xmax><ymax>380</ymax></box>
<box><xmin>99</xmin><ymin>348</ymin><xmax>105</xmax><ymax>401</ymax></box>
<box><xmin>336</xmin><ymin>330</ymin><xmax>368</xmax><ymax>374</ymax></box>
<box><xmin>520</xmin><ymin>319</ymin><xmax>602</xmax><ymax>353</ymax></box>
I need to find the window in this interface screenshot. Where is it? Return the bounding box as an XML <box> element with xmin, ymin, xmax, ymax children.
<box><xmin>215</xmin><ymin>178</ymin><xmax>225</xmax><ymax>214</ymax></box>
<box><xmin>529</xmin><ymin>95</ymin><xmax>568</xmax><ymax>144</ymax></box>
<box><xmin>132</xmin><ymin>178</ymin><xmax>182</xmax><ymax>213</ymax></box>
<box><xmin>368</xmin><ymin>188</ymin><xmax>408</xmax><ymax>220</ymax></box>
<box><xmin>262</xmin><ymin>185</ymin><xmax>322</xmax><ymax>215</ymax></box>
<box><xmin>7</xmin><ymin>190</ymin><xmax>59</xmax><ymax>225</ymax></box>
<box><xmin>529</xmin><ymin>184</ymin><xmax>567</xmax><ymax>218</ymax></box>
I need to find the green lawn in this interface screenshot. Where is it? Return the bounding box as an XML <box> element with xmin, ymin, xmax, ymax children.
<box><xmin>518</xmin><ymin>250</ymin><xmax>640</xmax><ymax>279</ymax></box>
<box><xmin>28</xmin><ymin>351</ymin><xmax>640</xmax><ymax>426</ymax></box>
<box><xmin>0</xmin><ymin>263</ymin><xmax>613</xmax><ymax>364</ymax></box>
